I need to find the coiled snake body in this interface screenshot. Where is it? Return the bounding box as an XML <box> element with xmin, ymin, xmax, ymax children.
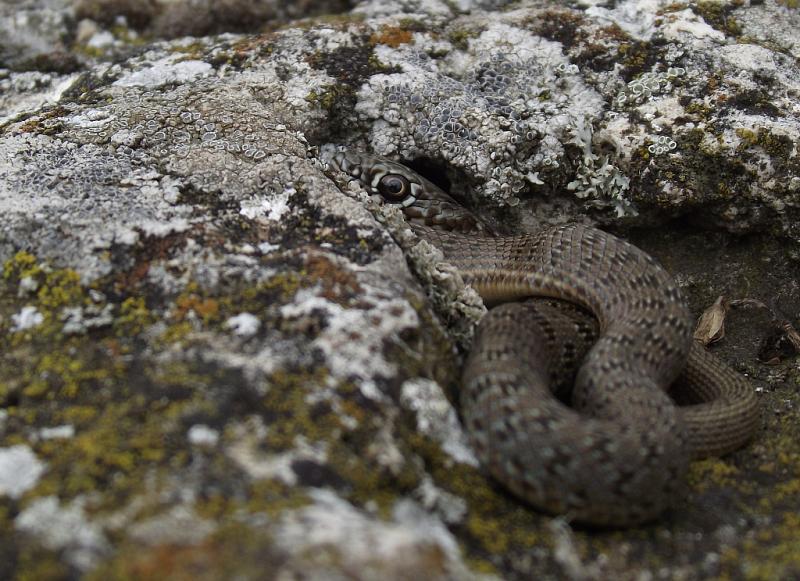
<box><xmin>326</xmin><ymin>150</ymin><xmax>760</xmax><ymax>526</ymax></box>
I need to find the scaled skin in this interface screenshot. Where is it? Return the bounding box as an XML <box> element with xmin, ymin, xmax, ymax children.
<box><xmin>327</xmin><ymin>149</ymin><xmax>759</xmax><ymax>526</ymax></box>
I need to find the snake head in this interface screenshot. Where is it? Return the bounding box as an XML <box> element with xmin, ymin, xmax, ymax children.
<box><xmin>323</xmin><ymin>148</ymin><xmax>487</xmax><ymax>234</ymax></box>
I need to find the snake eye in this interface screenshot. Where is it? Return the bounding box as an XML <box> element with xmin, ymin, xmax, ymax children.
<box><xmin>377</xmin><ymin>174</ymin><xmax>411</xmax><ymax>203</ymax></box>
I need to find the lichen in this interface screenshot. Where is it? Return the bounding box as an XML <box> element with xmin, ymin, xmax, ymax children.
<box><xmin>87</xmin><ymin>523</ymin><xmax>279</xmax><ymax>580</ymax></box>
<box><xmin>370</xmin><ymin>25</ymin><xmax>414</xmax><ymax>48</ymax></box>
<box><xmin>2</xmin><ymin>0</ymin><xmax>800</xmax><ymax>577</ymax></box>
<box><xmin>694</xmin><ymin>0</ymin><xmax>744</xmax><ymax>37</ymax></box>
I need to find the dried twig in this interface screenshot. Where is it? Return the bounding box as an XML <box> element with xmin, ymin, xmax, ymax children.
<box><xmin>695</xmin><ymin>295</ymin><xmax>800</xmax><ymax>363</ymax></box>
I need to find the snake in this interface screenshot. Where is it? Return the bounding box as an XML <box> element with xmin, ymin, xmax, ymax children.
<box><xmin>325</xmin><ymin>149</ymin><xmax>760</xmax><ymax>526</ymax></box>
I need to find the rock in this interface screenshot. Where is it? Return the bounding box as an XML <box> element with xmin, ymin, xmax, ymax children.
<box><xmin>1</xmin><ymin>0</ymin><xmax>799</xmax><ymax>579</ymax></box>
<box><xmin>0</xmin><ymin>0</ymin><xmax>80</xmax><ymax>73</ymax></box>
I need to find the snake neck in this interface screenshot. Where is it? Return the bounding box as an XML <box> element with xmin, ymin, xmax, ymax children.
<box><xmin>411</xmin><ymin>222</ymin><xmax>694</xmax><ymax>381</ymax></box>
<box><xmin>412</xmin><ymin>224</ymin><xmax>606</xmax><ymax>315</ymax></box>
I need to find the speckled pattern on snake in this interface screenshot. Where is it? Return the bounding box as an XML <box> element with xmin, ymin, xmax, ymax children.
<box><xmin>325</xmin><ymin>149</ymin><xmax>760</xmax><ymax>526</ymax></box>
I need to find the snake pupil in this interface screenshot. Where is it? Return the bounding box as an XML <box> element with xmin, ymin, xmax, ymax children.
<box><xmin>378</xmin><ymin>174</ymin><xmax>410</xmax><ymax>202</ymax></box>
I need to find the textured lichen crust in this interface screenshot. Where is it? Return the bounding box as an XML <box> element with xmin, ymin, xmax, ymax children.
<box><xmin>0</xmin><ymin>0</ymin><xmax>799</xmax><ymax>579</ymax></box>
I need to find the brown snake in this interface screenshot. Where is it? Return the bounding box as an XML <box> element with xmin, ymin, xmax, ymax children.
<box><xmin>325</xmin><ymin>149</ymin><xmax>760</xmax><ymax>526</ymax></box>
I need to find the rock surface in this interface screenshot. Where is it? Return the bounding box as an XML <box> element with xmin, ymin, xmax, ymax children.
<box><xmin>1</xmin><ymin>0</ymin><xmax>799</xmax><ymax>579</ymax></box>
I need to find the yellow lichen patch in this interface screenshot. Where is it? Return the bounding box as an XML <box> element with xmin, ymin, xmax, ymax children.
<box><xmin>3</xmin><ymin>250</ymin><xmax>41</xmax><ymax>281</ymax></box>
<box><xmin>37</xmin><ymin>269</ymin><xmax>84</xmax><ymax>311</ymax></box>
<box><xmin>245</xmin><ymin>480</ymin><xmax>312</xmax><ymax>518</ymax></box>
<box><xmin>687</xmin><ymin>457</ymin><xmax>741</xmax><ymax>493</ymax></box>
<box><xmin>22</xmin><ymin>350</ymin><xmax>119</xmax><ymax>400</ymax></box>
<box><xmin>115</xmin><ymin>296</ymin><xmax>155</xmax><ymax>337</ymax></box>
<box><xmin>249</xmin><ymin>271</ymin><xmax>303</xmax><ymax>304</ymax></box>
<box><xmin>725</xmin><ymin>512</ymin><xmax>800</xmax><ymax>580</ymax></box>
<box><xmin>245</xmin><ymin>367</ymin><xmax>425</xmax><ymax>518</ymax></box>
<box><xmin>284</xmin><ymin>11</ymin><xmax>365</xmax><ymax>32</ymax></box>
<box><xmin>735</xmin><ymin>127</ymin><xmax>759</xmax><ymax>147</ymax></box>
<box><xmin>13</xmin><ymin>107</ymin><xmax>67</xmax><ymax>135</ymax></box>
<box><xmin>31</xmin><ymin>395</ymin><xmax>181</xmax><ymax>500</ymax></box>
<box><xmin>12</xmin><ymin>543</ymin><xmax>70</xmax><ymax>580</ymax></box>
<box><xmin>170</xmin><ymin>41</ymin><xmax>208</xmax><ymax>57</ymax></box>
<box><xmin>1</xmin><ymin>253</ymin><xmax>121</xmax><ymax>405</ymax></box>
<box><xmin>465</xmin><ymin>513</ymin><xmax>510</xmax><ymax>555</ymax></box>
<box><xmin>260</xmin><ymin>367</ymin><xmax>342</xmax><ymax>452</ymax></box>
<box><xmin>370</xmin><ymin>25</ymin><xmax>414</xmax><ymax>48</ymax></box>
<box><xmin>751</xmin><ymin>402</ymin><xmax>800</xmax><ymax>515</ymax></box>
<box><xmin>2</xmin><ymin>250</ymin><xmax>86</xmax><ymax>322</ymax></box>
<box><xmin>61</xmin><ymin>404</ymin><xmax>100</xmax><ymax>424</ymax></box>
<box><xmin>0</xmin><ymin>252</ymin><xmax>213</xmax><ymax>509</ymax></box>
<box><xmin>406</xmin><ymin>432</ymin><xmax>546</xmax><ymax>566</ymax></box>
<box><xmin>773</xmin><ymin>478</ymin><xmax>800</xmax><ymax>502</ymax></box>
<box><xmin>326</xmin><ymin>437</ymin><xmax>419</xmax><ymax>517</ymax></box>
<box><xmin>158</xmin><ymin>320</ymin><xmax>194</xmax><ymax>345</ymax></box>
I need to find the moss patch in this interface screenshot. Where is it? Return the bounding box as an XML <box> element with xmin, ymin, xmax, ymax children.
<box><xmin>693</xmin><ymin>0</ymin><xmax>744</xmax><ymax>37</ymax></box>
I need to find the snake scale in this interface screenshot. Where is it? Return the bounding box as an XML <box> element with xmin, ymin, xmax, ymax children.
<box><xmin>326</xmin><ymin>149</ymin><xmax>760</xmax><ymax>526</ymax></box>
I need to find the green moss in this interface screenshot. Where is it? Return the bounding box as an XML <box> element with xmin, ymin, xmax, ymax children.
<box><xmin>109</xmin><ymin>25</ymin><xmax>150</xmax><ymax>47</ymax></box>
<box><xmin>13</xmin><ymin>546</ymin><xmax>70</xmax><ymax>581</ymax></box>
<box><xmin>447</xmin><ymin>28</ymin><xmax>480</xmax><ymax>51</ymax></box>
<box><xmin>0</xmin><ymin>253</ymin><xmax>214</xmax><ymax>510</ymax></box>
<box><xmin>727</xmin><ymin>513</ymin><xmax>800</xmax><ymax>579</ymax></box>
<box><xmin>3</xmin><ymin>250</ymin><xmax>40</xmax><ymax>280</ymax></box>
<box><xmin>1</xmin><ymin>253</ymin><xmax>116</xmax><ymax>405</ymax></box>
<box><xmin>773</xmin><ymin>478</ymin><xmax>800</xmax><ymax>502</ymax></box>
<box><xmin>243</xmin><ymin>480</ymin><xmax>312</xmax><ymax>518</ymax></box>
<box><xmin>687</xmin><ymin>458</ymin><xmax>747</xmax><ymax>494</ymax></box>
<box><xmin>407</xmin><ymin>431</ymin><xmax>546</xmax><ymax>569</ymax></box>
<box><xmin>73</xmin><ymin>44</ymin><xmax>107</xmax><ymax>60</ymax></box>
<box><xmin>617</xmin><ymin>41</ymin><xmax>652</xmax><ymax>73</ymax></box>
<box><xmin>170</xmin><ymin>41</ymin><xmax>209</xmax><ymax>57</ymax></box>
<box><xmin>753</xmin><ymin>129</ymin><xmax>794</xmax><ymax>158</ymax></box>
<box><xmin>115</xmin><ymin>296</ymin><xmax>155</xmax><ymax>337</ymax></box>
<box><xmin>258</xmin><ymin>367</ymin><xmax>339</xmax><ymax>451</ymax></box>
<box><xmin>244</xmin><ymin>366</ymin><xmax>425</xmax><ymax>515</ymax></box>
<box><xmin>735</xmin><ymin>127</ymin><xmax>759</xmax><ymax>147</ymax></box>
<box><xmin>13</xmin><ymin>107</ymin><xmax>67</xmax><ymax>135</ymax></box>
<box><xmin>693</xmin><ymin>0</ymin><xmax>743</xmax><ymax>37</ymax></box>
<box><xmin>328</xmin><ymin>435</ymin><xmax>420</xmax><ymax>517</ymax></box>
<box><xmin>2</xmin><ymin>250</ymin><xmax>86</xmax><ymax>321</ymax></box>
<box><xmin>684</xmin><ymin>101</ymin><xmax>714</xmax><ymax>119</ymax></box>
<box><xmin>305</xmin><ymin>83</ymin><xmax>354</xmax><ymax>112</ymax></box>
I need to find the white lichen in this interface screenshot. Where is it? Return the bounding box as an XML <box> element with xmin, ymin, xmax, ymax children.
<box><xmin>0</xmin><ymin>445</ymin><xmax>45</xmax><ymax>499</ymax></box>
